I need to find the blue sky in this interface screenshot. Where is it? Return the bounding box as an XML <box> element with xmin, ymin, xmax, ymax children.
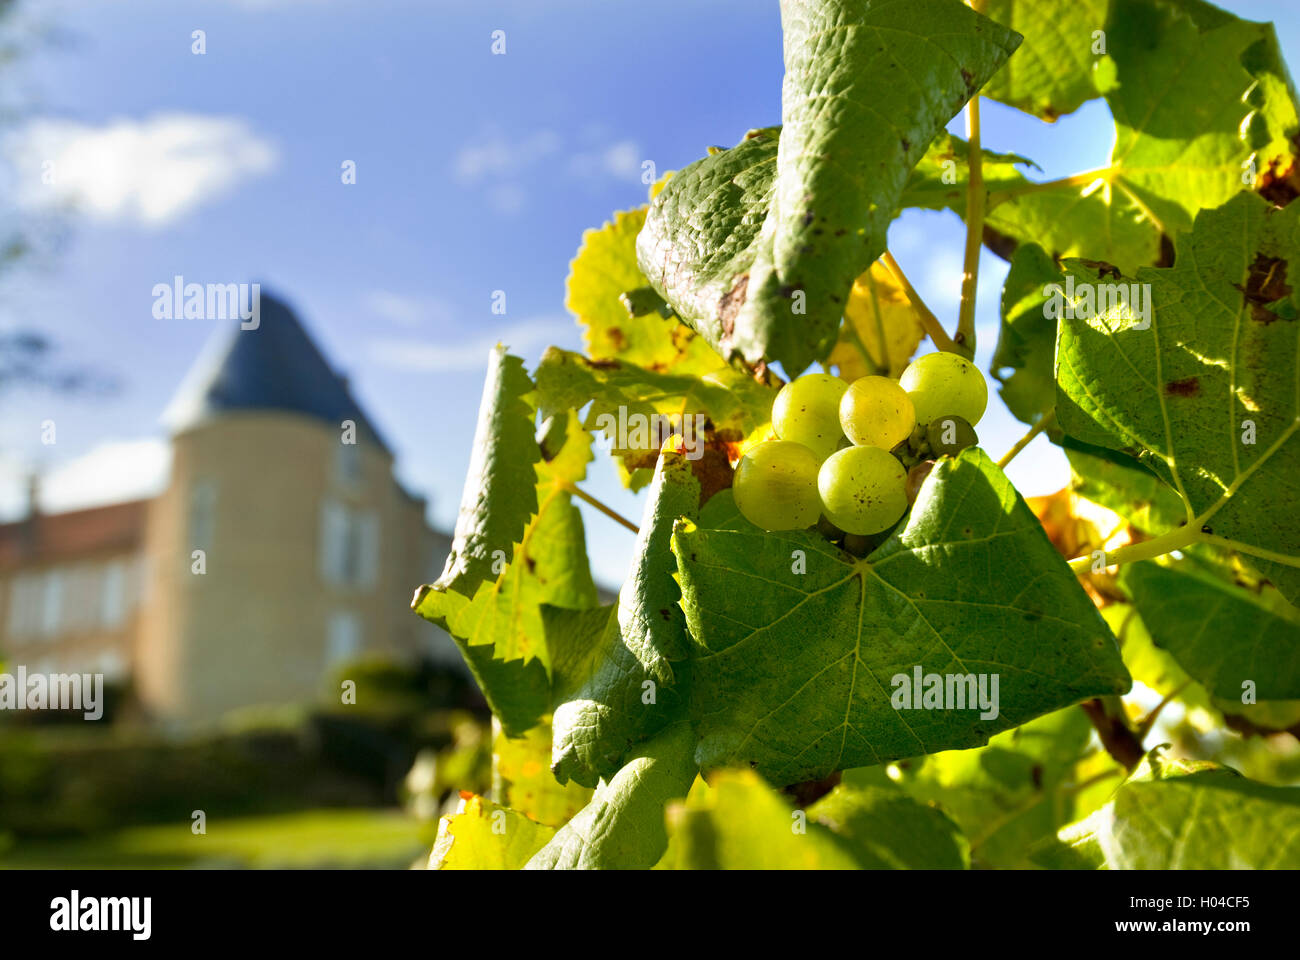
<box><xmin>0</xmin><ymin>0</ymin><xmax>1296</xmax><ymax>588</ymax></box>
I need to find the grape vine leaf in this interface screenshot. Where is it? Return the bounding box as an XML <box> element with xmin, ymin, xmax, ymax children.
<box><xmin>638</xmin><ymin>0</ymin><xmax>1020</xmax><ymax>374</ymax></box>
<box><xmin>567</xmin><ymin>206</ymin><xmax>724</xmax><ymax>376</ymax></box>
<box><xmin>673</xmin><ymin>448</ymin><xmax>1131</xmax><ymax>787</ymax></box>
<box><xmin>525</xmin><ymin>722</ymin><xmax>697</xmax><ymax>870</ymax></box>
<box><xmin>877</xmin><ymin>706</ymin><xmax>1119</xmax><ymax>868</ymax></box>
<box><xmin>494</xmin><ymin>723</ymin><xmax>593</xmax><ymax>827</ymax></box>
<box><xmin>550</xmin><ymin>450</ymin><xmax>700</xmax><ymax>788</ymax></box>
<box><xmin>414</xmin><ymin>352</ymin><xmax>602</xmax><ymax>735</ymax></box>
<box><xmin>984</xmin><ymin>0</ymin><xmax>1300</xmax><ymax>275</ymax></box>
<box><xmin>660</xmin><ymin>769</ymin><xmax>861</xmax><ymax>869</ymax></box>
<box><xmin>736</xmin><ymin>0</ymin><xmax>1021</xmax><ymax>374</ymax></box>
<box><xmin>986</xmin><ymin>188</ymin><xmax>1164</xmax><ymax>279</ymax></box>
<box><xmin>1065</xmin><ymin>441</ymin><xmax>1187</xmax><ymax>536</ymax></box>
<box><xmin>1105</xmin><ymin>0</ymin><xmax>1298</xmax><ymax>241</ymax></box>
<box><xmin>827</xmin><ymin>262</ymin><xmax>925</xmax><ymax>380</ymax></box>
<box><xmin>1121</xmin><ymin>560</ymin><xmax>1300</xmax><ymax>699</ymax></box>
<box><xmin>430</xmin><ymin>345</ymin><xmax>539</xmax><ymax>597</ymax></box>
<box><xmin>991</xmin><ymin>242</ymin><xmax>1064</xmax><ymax>427</ymax></box>
<box><xmin>1101</xmin><ymin>602</ymin><xmax>1300</xmax><ymax>733</ymax></box>
<box><xmin>1054</xmin><ymin>754</ymin><xmax>1300</xmax><ymax>869</ymax></box>
<box><xmin>635</xmin><ymin>128</ymin><xmax>780</xmax><ymax>370</ymax></box>
<box><xmin>808</xmin><ymin>783</ymin><xmax>970</xmax><ymax>869</ymax></box>
<box><xmin>980</xmin><ymin>0</ymin><xmax>1108</xmax><ymax>121</ymax></box>
<box><xmin>534</xmin><ymin>345</ymin><xmax>772</xmax><ymax>490</ymax></box>
<box><xmin>898</xmin><ymin>133</ymin><xmax>1038</xmax><ymax>214</ymax></box>
<box><xmin>1054</xmin><ymin>191</ymin><xmax>1300</xmax><ymax>605</ymax></box>
<box><xmin>429</xmin><ymin>794</ymin><xmax>556</xmax><ymax>870</ymax></box>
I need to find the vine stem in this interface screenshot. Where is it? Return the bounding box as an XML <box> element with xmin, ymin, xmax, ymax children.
<box><xmin>880</xmin><ymin>251</ymin><xmax>963</xmax><ymax>356</ymax></box>
<box><xmin>560</xmin><ymin>480</ymin><xmax>640</xmax><ymax>534</ymax></box>
<box><xmin>1079</xmin><ymin>697</ymin><xmax>1145</xmax><ymax>772</ymax></box>
<box><xmin>986</xmin><ymin>167</ymin><xmax>1115</xmax><ymax>210</ymax></box>
<box><xmin>996</xmin><ymin>410</ymin><xmax>1056</xmax><ymax>469</ymax></box>
<box><xmin>1066</xmin><ymin>522</ymin><xmax>1200</xmax><ymax>574</ymax></box>
<box><xmin>956</xmin><ymin>88</ymin><xmax>984</xmax><ymax>356</ymax></box>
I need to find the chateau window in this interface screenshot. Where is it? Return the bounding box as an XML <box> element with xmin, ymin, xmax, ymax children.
<box><xmin>39</xmin><ymin>569</ymin><xmax>64</xmax><ymax>638</ymax></box>
<box><xmin>101</xmin><ymin>560</ymin><xmax>128</xmax><ymax>629</ymax></box>
<box><xmin>7</xmin><ymin>574</ymin><xmax>42</xmax><ymax>638</ymax></box>
<box><xmin>189</xmin><ymin>480</ymin><xmax>217</xmax><ymax>552</ymax></box>
<box><xmin>335</xmin><ymin>442</ymin><xmax>363</xmax><ymax>490</ymax></box>
<box><xmin>319</xmin><ymin>500</ymin><xmax>379</xmax><ymax>589</ymax></box>
<box><xmin>326</xmin><ymin>610</ymin><xmax>362</xmax><ymax>666</ymax></box>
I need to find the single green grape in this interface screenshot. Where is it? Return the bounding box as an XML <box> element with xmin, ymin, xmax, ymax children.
<box><xmin>899</xmin><ymin>352</ymin><xmax>988</xmax><ymax>427</ymax></box>
<box><xmin>925</xmin><ymin>414</ymin><xmax>977</xmax><ymax>457</ymax></box>
<box><xmin>733</xmin><ymin>440</ymin><xmax>822</xmax><ymax>531</ymax></box>
<box><xmin>838</xmin><ymin>376</ymin><xmax>916</xmax><ymax>450</ymax></box>
<box><xmin>817</xmin><ymin>445</ymin><xmax>909</xmax><ymax>535</ymax></box>
<box><xmin>771</xmin><ymin>373</ymin><xmax>849</xmax><ymax>461</ymax></box>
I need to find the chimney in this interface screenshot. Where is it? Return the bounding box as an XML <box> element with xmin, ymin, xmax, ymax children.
<box><xmin>26</xmin><ymin>472</ymin><xmax>40</xmax><ymax>520</ymax></box>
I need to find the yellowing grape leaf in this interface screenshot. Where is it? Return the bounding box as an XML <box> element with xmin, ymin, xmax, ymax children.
<box><xmin>828</xmin><ymin>261</ymin><xmax>925</xmax><ymax>380</ymax></box>
<box><xmin>429</xmin><ymin>794</ymin><xmax>555</xmax><ymax>870</ymax></box>
<box><xmin>567</xmin><ymin>207</ymin><xmax>724</xmax><ymax>376</ymax></box>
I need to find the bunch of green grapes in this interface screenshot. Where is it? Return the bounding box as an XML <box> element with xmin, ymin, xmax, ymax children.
<box><xmin>733</xmin><ymin>353</ymin><xmax>986</xmax><ymax>536</ymax></box>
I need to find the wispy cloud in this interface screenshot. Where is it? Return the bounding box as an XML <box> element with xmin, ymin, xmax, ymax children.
<box><xmin>454</xmin><ymin>129</ymin><xmax>562</xmax><ymax>185</ymax></box>
<box><xmin>367</xmin><ymin>316</ymin><xmax>574</xmax><ymax>373</ymax></box>
<box><xmin>567</xmin><ymin>139</ymin><xmax>642</xmax><ymax>181</ymax></box>
<box><xmin>8</xmin><ymin>113</ymin><xmax>278</xmax><ymax>227</ymax></box>
<box><xmin>453</xmin><ymin>128</ymin><xmax>643</xmax><ymax>214</ymax></box>
<box><xmin>363</xmin><ymin>290</ymin><xmax>455</xmax><ymax>328</ymax></box>
<box><xmin>15</xmin><ymin>439</ymin><xmax>172</xmax><ymax>516</ymax></box>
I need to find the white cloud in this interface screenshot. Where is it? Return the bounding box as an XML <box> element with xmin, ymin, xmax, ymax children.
<box><xmin>454</xmin><ymin>129</ymin><xmax>561</xmax><ymax>185</ymax></box>
<box><xmin>34</xmin><ymin>439</ymin><xmax>171</xmax><ymax>515</ymax></box>
<box><xmin>367</xmin><ymin>317</ymin><xmax>573</xmax><ymax>373</ymax></box>
<box><xmin>487</xmin><ymin>183</ymin><xmax>527</xmax><ymax>215</ymax></box>
<box><xmin>568</xmin><ymin>139</ymin><xmax>642</xmax><ymax>181</ymax></box>
<box><xmin>453</xmin><ymin>129</ymin><xmax>643</xmax><ymax>214</ymax></box>
<box><xmin>9</xmin><ymin>114</ymin><xmax>278</xmax><ymax>227</ymax></box>
<box><xmin>363</xmin><ymin>290</ymin><xmax>454</xmax><ymax>328</ymax></box>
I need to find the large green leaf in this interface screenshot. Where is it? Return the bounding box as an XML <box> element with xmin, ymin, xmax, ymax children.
<box><xmin>1122</xmin><ymin>561</ymin><xmax>1300</xmax><ymax>699</ymax></box>
<box><xmin>673</xmin><ymin>449</ymin><xmax>1131</xmax><ymax>787</ymax></box>
<box><xmin>1055</xmin><ymin>192</ymin><xmax>1300</xmax><ymax>604</ymax></box>
<box><xmin>660</xmin><ymin>769</ymin><xmax>861</xmax><ymax>870</ymax></box>
<box><xmin>984</xmin><ymin>0</ymin><xmax>1300</xmax><ymax>275</ymax></box>
<box><xmin>879</xmin><ymin>706</ymin><xmax>1120</xmax><ymax>868</ymax></box>
<box><xmin>991</xmin><ymin>242</ymin><xmax>1064</xmax><ymax>426</ymax></box>
<box><xmin>493</xmin><ymin>723</ymin><xmax>593</xmax><ymax>828</ymax></box>
<box><xmin>525</xmin><ymin>723</ymin><xmax>697</xmax><ymax>869</ymax></box>
<box><xmin>738</xmin><ymin>0</ymin><xmax>1020</xmax><ymax>373</ymax></box>
<box><xmin>899</xmin><ymin>133</ymin><xmax>1038</xmax><ymax>214</ymax></box>
<box><xmin>550</xmin><ymin>450</ymin><xmax>700</xmax><ymax>787</ymax></box>
<box><xmin>809</xmin><ymin>783</ymin><xmax>970</xmax><ymax>869</ymax></box>
<box><xmin>415</xmin><ymin>392</ymin><xmax>602</xmax><ymax>734</ymax></box>
<box><xmin>638</xmin><ymin>0</ymin><xmax>1020</xmax><ymax>374</ymax></box>
<box><xmin>567</xmin><ymin>206</ymin><xmax>725</xmax><ymax>376</ymax></box>
<box><xmin>1058</xmin><ymin>755</ymin><xmax>1300</xmax><ymax>869</ymax></box>
<box><xmin>985</xmin><ymin>187</ymin><xmax>1164</xmax><ymax>278</ymax></box>
<box><xmin>430</xmin><ymin>345</ymin><xmax>539</xmax><ymax>596</ymax></box>
<box><xmin>1065</xmin><ymin>440</ymin><xmax>1186</xmax><ymax>536</ymax></box>
<box><xmin>636</xmin><ymin>129</ymin><xmax>780</xmax><ymax>370</ymax></box>
<box><xmin>1106</xmin><ymin>0</ymin><xmax>1297</xmax><ymax>240</ymax></box>
<box><xmin>981</xmin><ymin>0</ymin><xmax>1108</xmax><ymax>121</ymax></box>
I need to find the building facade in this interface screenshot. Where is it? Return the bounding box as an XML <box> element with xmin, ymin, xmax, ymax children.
<box><xmin>0</xmin><ymin>292</ymin><xmax>455</xmax><ymax>723</ymax></box>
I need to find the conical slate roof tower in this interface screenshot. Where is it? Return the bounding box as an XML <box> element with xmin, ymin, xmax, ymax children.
<box><xmin>163</xmin><ymin>290</ymin><xmax>389</xmax><ymax>451</ymax></box>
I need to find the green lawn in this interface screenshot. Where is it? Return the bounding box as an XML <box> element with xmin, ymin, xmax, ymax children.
<box><xmin>0</xmin><ymin>808</ymin><xmax>429</xmax><ymax>869</ymax></box>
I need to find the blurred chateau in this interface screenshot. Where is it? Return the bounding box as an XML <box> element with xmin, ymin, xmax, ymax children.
<box><xmin>0</xmin><ymin>292</ymin><xmax>458</xmax><ymax>722</ymax></box>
